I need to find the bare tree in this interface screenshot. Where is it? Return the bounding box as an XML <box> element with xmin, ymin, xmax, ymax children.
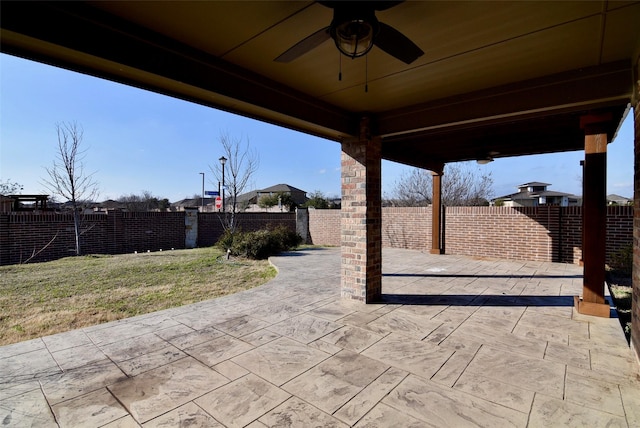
<box><xmin>42</xmin><ymin>122</ymin><xmax>99</xmax><ymax>255</ymax></box>
<box><xmin>118</xmin><ymin>190</ymin><xmax>169</xmax><ymax>211</ymax></box>
<box><xmin>0</xmin><ymin>179</ymin><xmax>23</xmax><ymax>195</ymax></box>
<box><xmin>386</xmin><ymin>168</ymin><xmax>433</xmax><ymax>207</ymax></box>
<box><xmin>387</xmin><ymin>162</ymin><xmax>493</xmax><ymax>207</ymax></box>
<box><xmin>443</xmin><ymin>163</ymin><xmax>494</xmax><ymax>206</ymax></box>
<box><xmin>210</xmin><ymin>133</ymin><xmax>259</xmax><ymax>232</ymax></box>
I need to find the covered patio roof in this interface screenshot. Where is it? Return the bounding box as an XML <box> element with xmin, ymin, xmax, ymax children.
<box><xmin>1</xmin><ymin>1</ymin><xmax>637</xmax><ymax>170</ymax></box>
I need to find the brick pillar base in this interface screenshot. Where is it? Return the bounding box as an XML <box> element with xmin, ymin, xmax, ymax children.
<box><xmin>341</xmin><ymin>118</ymin><xmax>382</xmax><ymax>303</ymax></box>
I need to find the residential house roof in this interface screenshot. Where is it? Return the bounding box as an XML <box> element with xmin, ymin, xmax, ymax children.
<box><xmin>518</xmin><ymin>182</ymin><xmax>551</xmax><ymax>188</ymax></box>
<box><xmin>234</xmin><ymin>184</ymin><xmax>309</xmax><ymax>208</ymax></box>
<box><xmin>499</xmin><ymin>189</ymin><xmax>575</xmax><ymax>200</ymax></box>
<box><xmin>235</xmin><ymin>191</ymin><xmax>259</xmax><ymax>204</ymax></box>
<box><xmin>100</xmin><ymin>199</ymin><xmax>126</xmax><ymax>210</ymax></box>
<box><xmin>493</xmin><ymin>182</ymin><xmax>578</xmax><ymax>204</ymax></box>
<box><xmin>171</xmin><ymin>197</ymin><xmax>215</xmax><ymax>208</ymax></box>
<box><xmin>607</xmin><ymin>194</ymin><xmax>632</xmax><ymax>204</ymax></box>
<box><xmin>258</xmin><ymin>184</ymin><xmax>306</xmax><ymax>194</ymax></box>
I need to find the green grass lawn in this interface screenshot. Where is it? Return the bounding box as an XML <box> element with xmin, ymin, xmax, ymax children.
<box><xmin>0</xmin><ymin>248</ymin><xmax>276</xmax><ymax>345</ymax></box>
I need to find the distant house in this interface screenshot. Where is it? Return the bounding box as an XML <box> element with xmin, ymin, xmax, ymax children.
<box><xmin>171</xmin><ymin>197</ymin><xmax>216</xmax><ymax>212</ymax></box>
<box><xmin>607</xmin><ymin>194</ymin><xmax>632</xmax><ymax>206</ymax></box>
<box><xmin>257</xmin><ymin>184</ymin><xmax>308</xmax><ymax>206</ymax></box>
<box><xmin>235</xmin><ymin>190</ymin><xmax>259</xmax><ymax>207</ymax></box>
<box><xmin>169</xmin><ymin>184</ymin><xmax>309</xmax><ymax>213</ymax></box>
<box><xmin>238</xmin><ymin>184</ymin><xmax>308</xmax><ymax>212</ymax></box>
<box><xmin>91</xmin><ymin>199</ymin><xmax>126</xmax><ymax>212</ymax></box>
<box><xmin>0</xmin><ymin>194</ymin><xmax>51</xmax><ymax>212</ymax></box>
<box><xmin>491</xmin><ymin>182</ymin><xmax>580</xmax><ymax>207</ymax></box>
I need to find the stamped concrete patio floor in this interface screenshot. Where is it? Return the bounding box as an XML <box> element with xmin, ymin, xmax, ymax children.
<box><xmin>2</xmin><ymin>248</ymin><xmax>639</xmax><ymax>427</ymax></box>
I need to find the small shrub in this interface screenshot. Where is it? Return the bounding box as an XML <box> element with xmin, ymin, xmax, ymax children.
<box><xmin>215</xmin><ymin>229</ymin><xmax>235</xmax><ymax>251</ymax></box>
<box><xmin>610</xmin><ymin>244</ymin><xmax>632</xmax><ymax>275</ymax></box>
<box><xmin>216</xmin><ymin>225</ymin><xmax>302</xmax><ymax>260</ymax></box>
<box><xmin>269</xmin><ymin>224</ymin><xmax>303</xmax><ymax>250</ymax></box>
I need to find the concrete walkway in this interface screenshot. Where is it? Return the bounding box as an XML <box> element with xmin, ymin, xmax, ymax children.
<box><xmin>1</xmin><ymin>248</ymin><xmax>639</xmax><ymax>427</ymax></box>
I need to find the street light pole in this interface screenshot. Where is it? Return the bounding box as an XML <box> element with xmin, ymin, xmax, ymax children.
<box><xmin>199</xmin><ymin>172</ymin><xmax>205</xmax><ymax>211</ymax></box>
<box><xmin>219</xmin><ymin>156</ymin><xmax>227</xmax><ymax>212</ymax></box>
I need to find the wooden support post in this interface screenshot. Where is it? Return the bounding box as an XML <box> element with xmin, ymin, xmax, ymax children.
<box><xmin>431</xmin><ymin>166</ymin><xmax>444</xmax><ymax>254</ymax></box>
<box><xmin>576</xmin><ymin>113</ymin><xmax>611</xmax><ymax>317</ymax></box>
<box><xmin>579</xmin><ymin>160</ymin><xmax>584</xmax><ymax>266</ymax></box>
<box><xmin>632</xmin><ymin>59</ymin><xmax>640</xmax><ymax>359</ymax></box>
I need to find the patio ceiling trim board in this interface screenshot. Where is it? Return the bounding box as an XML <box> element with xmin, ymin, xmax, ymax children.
<box><xmin>381</xmin><ymin>104</ymin><xmax>629</xmax><ymax>166</ymax></box>
<box><xmin>376</xmin><ymin>60</ymin><xmax>633</xmax><ymax>139</ymax></box>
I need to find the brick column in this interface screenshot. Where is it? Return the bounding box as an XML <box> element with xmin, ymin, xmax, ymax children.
<box><xmin>185</xmin><ymin>208</ymin><xmax>198</xmax><ymax>249</ymax></box>
<box><xmin>431</xmin><ymin>166</ymin><xmax>444</xmax><ymax>254</ymax></box>
<box><xmin>0</xmin><ymin>214</ymin><xmax>9</xmax><ymax>266</ymax></box>
<box><xmin>632</xmin><ymin>56</ymin><xmax>640</xmax><ymax>363</ymax></box>
<box><xmin>107</xmin><ymin>210</ymin><xmax>124</xmax><ymax>255</ymax></box>
<box><xmin>576</xmin><ymin>113</ymin><xmax>611</xmax><ymax>317</ymax></box>
<box><xmin>295</xmin><ymin>208</ymin><xmax>310</xmax><ymax>244</ymax></box>
<box><xmin>341</xmin><ymin>117</ymin><xmax>382</xmax><ymax>302</ymax></box>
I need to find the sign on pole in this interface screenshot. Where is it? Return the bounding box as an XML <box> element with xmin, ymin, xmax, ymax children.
<box><xmin>215</xmin><ymin>196</ymin><xmax>222</xmax><ymax>209</ymax></box>
<box><xmin>205</xmin><ymin>191</ymin><xmax>219</xmax><ymax>196</ymax></box>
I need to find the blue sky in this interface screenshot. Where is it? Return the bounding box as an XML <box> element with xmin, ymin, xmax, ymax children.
<box><xmin>1</xmin><ymin>53</ymin><xmax>634</xmax><ymax>202</ymax></box>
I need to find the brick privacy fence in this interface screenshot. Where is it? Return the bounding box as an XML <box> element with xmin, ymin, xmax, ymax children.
<box><xmin>308</xmin><ymin>208</ymin><xmax>341</xmax><ymax>246</ymax></box>
<box><xmin>1</xmin><ymin>207</ymin><xmax>631</xmax><ymax>266</ymax></box>
<box><xmin>0</xmin><ymin>211</ymin><xmax>296</xmax><ymax>265</ymax></box>
<box><xmin>307</xmin><ymin>206</ymin><xmax>633</xmax><ymax>265</ymax></box>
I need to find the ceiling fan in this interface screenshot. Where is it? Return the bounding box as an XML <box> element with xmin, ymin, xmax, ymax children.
<box><xmin>275</xmin><ymin>1</ymin><xmax>424</xmax><ymax>65</ymax></box>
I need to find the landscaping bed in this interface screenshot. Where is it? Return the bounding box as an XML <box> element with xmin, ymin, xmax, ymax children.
<box><xmin>607</xmin><ymin>269</ymin><xmax>632</xmax><ymax>344</ymax></box>
<box><xmin>606</xmin><ymin>244</ymin><xmax>633</xmax><ymax>344</ymax></box>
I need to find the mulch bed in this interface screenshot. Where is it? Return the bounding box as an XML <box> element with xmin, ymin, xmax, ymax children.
<box><xmin>606</xmin><ymin>270</ymin><xmax>632</xmax><ymax>344</ymax></box>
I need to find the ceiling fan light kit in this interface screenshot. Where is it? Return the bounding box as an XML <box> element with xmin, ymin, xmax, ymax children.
<box><xmin>330</xmin><ymin>8</ymin><xmax>378</xmax><ymax>59</ymax></box>
<box><xmin>476</xmin><ymin>157</ymin><xmax>494</xmax><ymax>165</ymax></box>
<box><xmin>275</xmin><ymin>1</ymin><xmax>423</xmax><ymax>65</ymax></box>
<box><xmin>477</xmin><ymin>151</ymin><xmax>499</xmax><ymax>164</ymax></box>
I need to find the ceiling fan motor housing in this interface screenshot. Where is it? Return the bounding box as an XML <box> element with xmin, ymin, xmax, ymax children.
<box><xmin>330</xmin><ymin>6</ymin><xmax>380</xmax><ymax>59</ymax></box>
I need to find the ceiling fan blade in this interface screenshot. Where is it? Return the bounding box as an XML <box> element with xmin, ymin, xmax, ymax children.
<box><xmin>275</xmin><ymin>26</ymin><xmax>331</xmax><ymax>63</ymax></box>
<box><xmin>318</xmin><ymin>1</ymin><xmax>402</xmax><ymax>12</ymax></box>
<box><xmin>372</xmin><ymin>1</ymin><xmax>404</xmax><ymax>11</ymax></box>
<box><xmin>374</xmin><ymin>22</ymin><xmax>424</xmax><ymax>64</ymax></box>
